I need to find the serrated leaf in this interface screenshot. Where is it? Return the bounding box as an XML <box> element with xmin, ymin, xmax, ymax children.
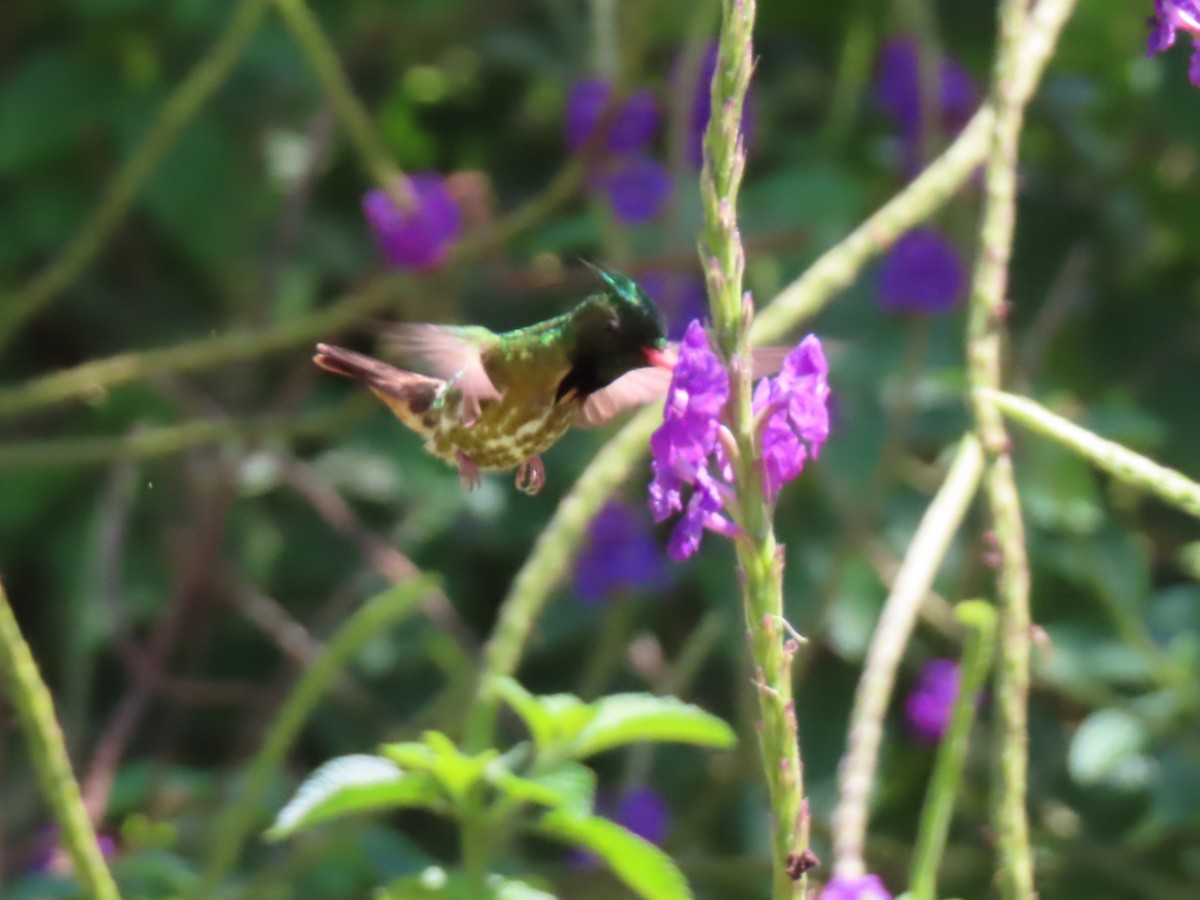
<box><xmin>268</xmin><ymin>755</ymin><xmax>440</xmax><ymax>840</ymax></box>
<box><xmin>570</xmin><ymin>694</ymin><xmax>736</xmax><ymax>759</ymax></box>
<box><xmin>534</xmin><ymin>811</ymin><xmax>692</xmax><ymax>900</ymax></box>
<box><xmin>526</xmin><ymin>762</ymin><xmax>596</xmax><ymax>815</ymax></box>
<box><xmin>381</xmin><ymin>733</ymin><xmax>497</xmax><ymax>803</ymax></box>
<box><xmin>1068</xmin><ymin>709</ymin><xmax>1148</xmax><ymax>786</ymax></box>
<box><xmin>493</xmin><ymin>678</ymin><xmax>596</xmax><ymax>759</ymax></box>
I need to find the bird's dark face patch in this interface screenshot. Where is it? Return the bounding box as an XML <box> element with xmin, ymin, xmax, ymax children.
<box><xmin>556</xmin><ymin>268</ymin><xmax>669</xmax><ymax>401</ymax></box>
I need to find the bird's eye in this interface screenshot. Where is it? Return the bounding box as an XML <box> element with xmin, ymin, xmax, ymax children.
<box><xmin>606</xmin><ymin>317</ymin><xmax>620</xmax><ymax>333</ymax></box>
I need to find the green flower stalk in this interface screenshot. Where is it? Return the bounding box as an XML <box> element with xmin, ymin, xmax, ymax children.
<box><xmin>697</xmin><ymin>1</ymin><xmax>808</xmax><ymax>895</ymax></box>
<box><xmin>965</xmin><ymin>0</ymin><xmax>1078</xmax><ymax>895</ymax></box>
<box><xmin>0</xmin><ymin>576</ymin><xmax>119</xmax><ymax>900</ymax></box>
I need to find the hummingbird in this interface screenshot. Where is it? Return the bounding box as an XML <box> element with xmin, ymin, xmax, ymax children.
<box><xmin>314</xmin><ymin>268</ymin><xmax>682</xmax><ymax>495</ymax></box>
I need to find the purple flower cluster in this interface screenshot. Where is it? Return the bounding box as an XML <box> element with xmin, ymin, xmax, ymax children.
<box><xmin>1148</xmin><ymin>0</ymin><xmax>1200</xmax><ymax>86</ymax></box>
<box><xmin>648</xmin><ymin>322</ymin><xmax>830</xmax><ymax>561</ymax></box>
<box><xmin>876</xmin><ymin>37</ymin><xmax>977</xmax><ymax>173</ymax></box>
<box><xmin>565</xmin><ymin>79</ymin><xmax>672</xmax><ymax>224</ymax></box>
<box><xmin>362</xmin><ymin>173</ymin><xmax>461</xmax><ymax>270</ymax></box>
<box><xmin>573</xmin><ymin>500</ymin><xmax>670</xmax><ymax>603</ymax></box>
<box><xmin>905</xmin><ymin>658</ymin><xmax>961</xmax><ymax>743</ymax></box>
<box><xmin>819</xmin><ymin>873</ymin><xmax>893</xmax><ymax>900</ymax></box>
<box><xmin>877</xmin><ymin>228</ymin><xmax>966</xmax><ymax>316</ymax></box>
<box><xmin>572</xmin><ymin>786</ymin><xmax>669</xmax><ymax>867</ymax></box>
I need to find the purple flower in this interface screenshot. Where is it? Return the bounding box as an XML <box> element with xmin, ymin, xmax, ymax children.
<box><xmin>1148</xmin><ymin>1</ymin><xmax>1200</xmax><ymax>87</ymax></box>
<box><xmin>648</xmin><ymin>323</ymin><xmax>830</xmax><ymax>560</ymax></box>
<box><xmin>819</xmin><ymin>873</ymin><xmax>893</xmax><ymax>900</ymax></box>
<box><xmin>877</xmin><ymin>229</ymin><xmax>966</xmax><ymax>316</ymax></box>
<box><xmin>679</xmin><ymin>43</ymin><xmax>757</xmax><ymax>169</ymax></box>
<box><xmin>574</xmin><ymin>500</ymin><xmax>670</xmax><ymax>603</ymax></box>
<box><xmin>572</xmin><ymin>787</ymin><xmax>670</xmax><ymax>867</ymax></box>
<box><xmin>638</xmin><ymin>271</ymin><xmax>709</xmax><ymax>340</ymax></box>
<box><xmin>754</xmin><ymin>336</ymin><xmax>831</xmax><ymax>502</ymax></box>
<box><xmin>599</xmin><ymin>154</ymin><xmax>674</xmax><ymax>224</ymax></box>
<box><xmin>876</xmin><ymin>38</ymin><xmax>978</xmax><ymax>170</ymax></box>
<box><xmin>614</xmin><ymin>787</ymin><xmax>670</xmax><ymax>844</ymax></box>
<box><xmin>905</xmin><ymin>658</ymin><xmax>961</xmax><ymax>743</ymax></box>
<box><xmin>565</xmin><ymin>79</ymin><xmax>659</xmax><ymax>153</ymax></box>
<box><xmin>362</xmin><ymin>173</ymin><xmax>461</xmax><ymax>270</ymax></box>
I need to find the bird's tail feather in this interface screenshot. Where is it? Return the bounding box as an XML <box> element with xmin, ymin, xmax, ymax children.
<box><xmin>314</xmin><ymin>343</ymin><xmax>442</xmax><ymax>435</ymax></box>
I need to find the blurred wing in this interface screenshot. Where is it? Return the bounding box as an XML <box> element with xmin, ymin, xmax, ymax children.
<box><xmin>386</xmin><ymin>324</ymin><xmax>502</xmax><ymax>423</ymax></box>
<box><xmin>576</xmin><ymin>367</ymin><xmax>673</xmax><ymax>428</ymax></box>
<box><xmin>749</xmin><ymin>345</ymin><xmax>791</xmax><ymax>379</ymax></box>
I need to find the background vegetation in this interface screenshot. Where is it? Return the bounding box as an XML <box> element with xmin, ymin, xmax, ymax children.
<box><xmin>2</xmin><ymin>0</ymin><xmax>1199</xmax><ymax>897</ymax></box>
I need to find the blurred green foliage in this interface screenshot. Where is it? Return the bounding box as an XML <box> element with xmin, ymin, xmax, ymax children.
<box><xmin>2</xmin><ymin>0</ymin><xmax>1200</xmax><ymax>898</ymax></box>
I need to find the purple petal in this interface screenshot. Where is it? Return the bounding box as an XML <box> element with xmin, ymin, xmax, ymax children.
<box><xmin>362</xmin><ymin>173</ymin><xmax>461</xmax><ymax>270</ymax></box>
<box><xmin>565</xmin><ymin>79</ymin><xmax>659</xmax><ymax>153</ymax></box>
<box><xmin>905</xmin><ymin>658</ymin><xmax>961</xmax><ymax>743</ymax></box>
<box><xmin>877</xmin><ymin>228</ymin><xmax>966</xmax><ymax>316</ymax></box>
<box><xmin>616</xmin><ymin>787</ymin><xmax>670</xmax><ymax>844</ymax></box>
<box><xmin>819</xmin><ymin>873</ymin><xmax>894</xmax><ymax>900</ymax></box>
<box><xmin>639</xmin><ymin>270</ymin><xmax>709</xmax><ymax>340</ymax></box>
<box><xmin>601</xmin><ymin>155</ymin><xmax>674</xmax><ymax>224</ymax></box>
<box><xmin>574</xmin><ymin>500</ymin><xmax>670</xmax><ymax>603</ymax></box>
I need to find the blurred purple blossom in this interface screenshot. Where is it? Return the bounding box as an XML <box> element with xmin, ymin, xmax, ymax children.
<box><xmin>614</xmin><ymin>787</ymin><xmax>670</xmax><ymax>844</ymax></box>
<box><xmin>599</xmin><ymin>154</ymin><xmax>674</xmax><ymax>224</ymax></box>
<box><xmin>638</xmin><ymin>270</ymin><xmax>709</xmax><ymax>340</ymax></box>
<box><xmin>876</xmin><ymin>37</ymin><xmax>978</xmax><ymax>170</ymax></box>
<box><xmin>362</xmin><ymin>173</ymin><xmax>461</xmax><ymax>270</ymax></box>
<box><xmin>877</xmin><ymin>229</ymin><xmax>966</xmax><ymax>315</ymax></box>
<box><xmin>565</xmin><ymin>79</ymin><xmax>659</xmax><ymax>153</ymax></box>
<box><xmin>27</xmin><ymin>828</ymin><xmax>116</xmax><ymax>875</ymax></box>
<box><xmin>648</xmin><ymin>323</ymin><xmax>830</xmax><ymax>560</ymax></box>
<box><xmin>573</xmin><ymin>499</ymin><xmax>670</xmax><ymax>603</ymax></box>
<box><xmin>572</xmin><ymin>786</ymin><xmax>670</xmax><ymax>867</ymax></box>
<box><xmin>1148</xmin><ymin>0</ymin><xmax>1200</xmax><ymax>87</ymax></box>
<box><xmin>905</xmin><ymin>658</ymin><xmax>961</xmax><ymax>743</ymax></box>
<box><xmin>564</xmin><ymin>79</ymin><xmax>673</xmax><ymax>223</ymax></box>
<box><xmin>679</xmin><ymin>43</ymin><xmax>756</xmax><ymax>169</ymax></box>
<box><xmin>819</xmin><ymin>873</ymin><xmax>893</xmax><ymax>900</ymax></box>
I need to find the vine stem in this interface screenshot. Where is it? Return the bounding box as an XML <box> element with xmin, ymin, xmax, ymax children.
<box><xmin>0</xmin><ymin>576</ymin><xmax>120</xmax><ymax>900</ymax></box>
<box><xmin>272</xmin><ymin>0</ymin><xmax>410</xmax><ymax>207</ymax></box>
<box><xmin>987</xmin><ymin>390</ymin><xmax>1200</xmax><ymax>520</ymax></box>
<box><xmin>965</xmin><ymin>0</ymin><xmax>1078</xmax><ymax>895</ymax></box>
<box><xmin>0</xmin><ymin>0</ymin><xmax>273</xmax><ymax>354</ymax></box>
<box><xmin>831</xmin><ymin>435</ymin><xmax>984</xmax><ymax>879</ymax></box>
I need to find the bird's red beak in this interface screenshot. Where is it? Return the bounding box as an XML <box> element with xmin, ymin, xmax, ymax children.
<box><xmin>643</xmin><ymin>346</ymin><xmax>677</xmax><ymax>369</ymax></box>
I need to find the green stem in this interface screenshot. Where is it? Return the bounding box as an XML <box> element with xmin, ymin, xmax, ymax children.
<box><xmin>192</xmin><ymin>579</ymin><xmax>432</xmax><ymax>898</ymax></box>
<box><xmin>0</xmin><ymin>576</ymin><xmax>120</xmax><ymax>900</ymax></box>
<box><xmin>987</xmin><ymin>389</ymin><xmax>1200</xmax><ymax>520</ymax></box>
<box><xmin>964</xmin><ymin>1</ymin><xmax>1077</xmax><ymax>895</ymax></box>
<box><xmin>910</xmin><ymin>600</ymin><xmax>997</xmax><ymax>900</ymax></box>
<box><xmin>0</xmin><ymin>397</ymin><xmax>371</xmax><ymax>471</ymax></box>
<box><xmin>460</xmin><ymin>811</ymin><xmax>492</xmax><ymax>896</ymax></box>
<box><xmin>273</xmin><ymin>0</ymin><xmax>408</xmax><ymax>203</ymax></box>
<box><xmin>699</xmin><ymin>2</ymin><xmax>805</xmax><ymax>897</ymax></box>
<box><xmin>0</xmin><ymin>0</ymin><xmax>272</xmax><ymax>353</ymax></box>
<box><xmin>831</xmin><ymin>435</ymin><xmax>984</xmax><ymax>879</ymax></box>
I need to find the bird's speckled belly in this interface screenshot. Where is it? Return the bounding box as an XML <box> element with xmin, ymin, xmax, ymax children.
<box><xmin>424</xmin><ymin>387</ymin><xmax>576</xmax><ymax>470</ymax></box>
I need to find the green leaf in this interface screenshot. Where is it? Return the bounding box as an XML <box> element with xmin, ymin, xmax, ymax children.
<box><xmin>1068</xmin><ymin>709</ymin><xmax>1149</xmax><ymax>787</ymax></box>
<box><xmin>381</xmin><ymin>732</ymin><xmax>498</xmax><ymax>803</ymax></box>
<box><xmin>570</xmin><ymin>694</ymin><xmax>736</xmax><ymax>759</ymax></box>
<box><xmin>534</xmin><ymin>811</ymin><xmax>692</xmax><ymax>900</ymax></box>
<box><xmin>268</xmin><ymin>755</ymin><xmax>441</xmax><ymax>840</ymax></box>
<box><xmin>486</xmin><ymin>759</ymin><xmax>595</xmax><ymax>813</ymax></box>
<box><xmin>492</xmin><ymin>678</ymin><xmax>596</xmax><ymax>759</ymax></box>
